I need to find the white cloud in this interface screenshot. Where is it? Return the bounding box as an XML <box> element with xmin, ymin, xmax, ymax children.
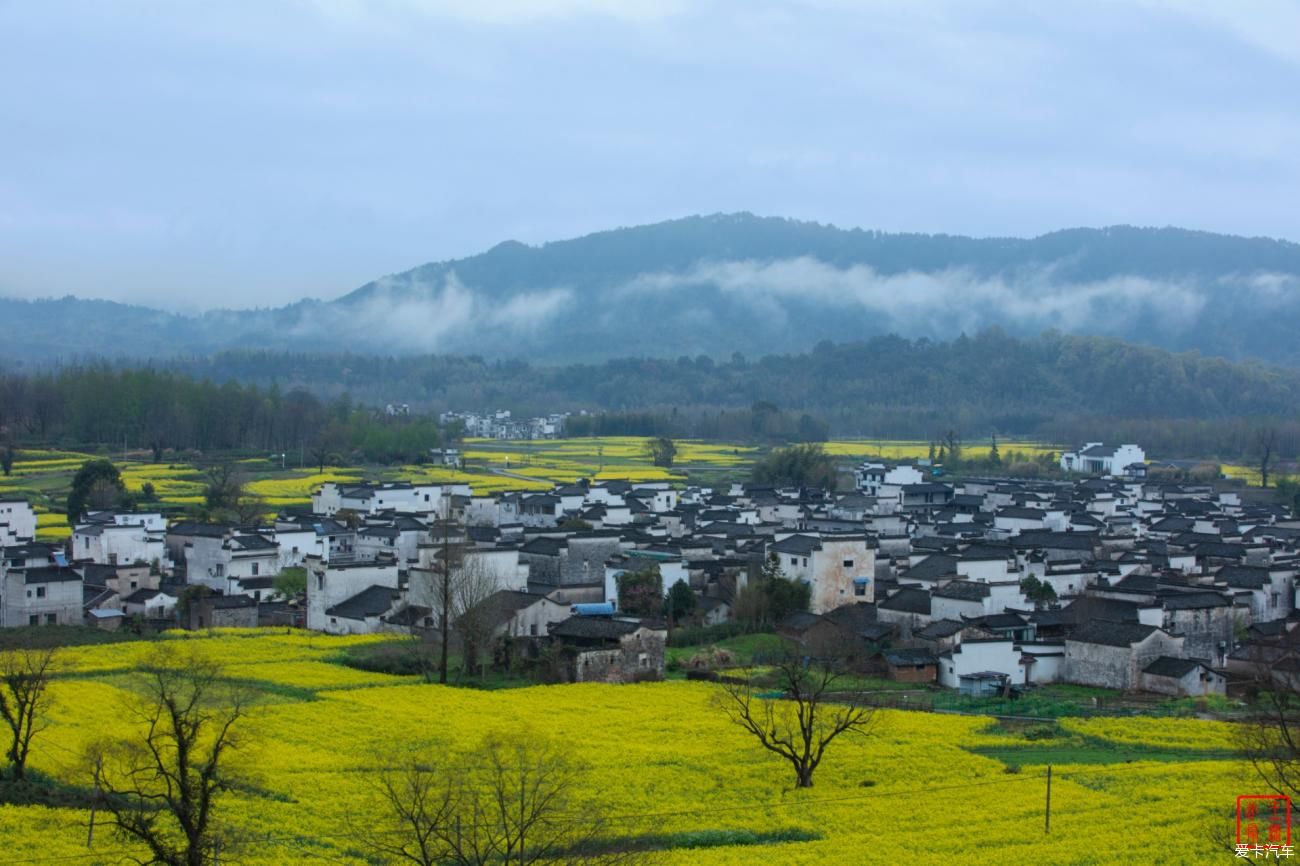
<box><xmin>621</xmin><ymin>257</ymin><xmax>1210</xmax><ymax>334</ymax></box>
<box><xmin>283</xmin><ymin>271</ymin><xmax>572</xmax><ymax>352</ymax></box>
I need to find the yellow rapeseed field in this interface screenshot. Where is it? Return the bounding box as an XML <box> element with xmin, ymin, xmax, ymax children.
<box><xmin>3</xmin><ymin>631</ymin><xmax>1251</xmax><ymax>863</ymax></box>
<box><xmin>822</xmin><ymin>439</ymin><xmax>1060</xmax><ymax>461</ymax></box>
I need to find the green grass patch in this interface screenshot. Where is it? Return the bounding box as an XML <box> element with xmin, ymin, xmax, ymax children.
<box><xmin>0</xmin><ymin>769</ymin><xmax>105</xmax><ymax>809</ymax></box>
<box><xmin>969</xmin><ymin>743</ymin><xmax>1237</xmax><ymax>765</ymax></box>
<box><xmin>577</xmin><ymin>827</ymin><xmax>822</xmax><ymax>855</ymax></box>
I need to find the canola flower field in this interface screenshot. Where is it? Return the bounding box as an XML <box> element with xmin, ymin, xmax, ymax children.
<box><xmin>3</xmin><ymin>630</ymin><xmax>1251</xmax><ymax>864</ymax></box>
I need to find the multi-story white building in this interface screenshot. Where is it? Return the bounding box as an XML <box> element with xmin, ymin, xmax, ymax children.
<box><xmin>768</xmin><ymin>533</ymin><xmax>876</xmax><ymax>613</ymax></box>
<box><xmin>1</xmin><ymin>566</ymin><xmax>83</xmax><ymax>627</ymax></box>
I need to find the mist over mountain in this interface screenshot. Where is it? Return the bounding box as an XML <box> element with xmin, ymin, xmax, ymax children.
<box><xmin>6</xmin><ymin>213</ymin><xmax>1300</xmax><ymax>366</ymax></box>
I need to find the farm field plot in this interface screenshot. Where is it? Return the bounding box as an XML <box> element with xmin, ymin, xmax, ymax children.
<box><xmin>822</xmin><ymin>439</ymin><xmax>1060</xmax><ymax>462</ymax></box>
<box><xmin>4</xmin><ymin>630</ymin><xmax>1251</xmax><ymax>864</ymax></box>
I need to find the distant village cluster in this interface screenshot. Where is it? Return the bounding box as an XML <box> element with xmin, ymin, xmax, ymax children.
<box><xmin>0</xmin><ymin>439</ymin><xmax>1294</xmax><ymax>695</ymax></box>
<box><xmin>437</xmin><ymin>409</ymin><xmax>569</xmax><ymax>440</ymax></box>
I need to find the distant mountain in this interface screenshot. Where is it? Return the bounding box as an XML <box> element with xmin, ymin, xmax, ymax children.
<box><xmin>6</xmin><ymin>213</ymin><xmax>1300</xmax><ymax>365</ymax></box>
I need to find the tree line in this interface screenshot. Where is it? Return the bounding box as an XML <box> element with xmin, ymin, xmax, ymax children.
<box><xmin>6</xmin><ymin>327</ymin><xmax>1300</xmax><ymax>460</ymax></box>
<box><xmin>0</xmin><ymin>367</ymin><xmax>443</xmax><ymax>464</ymax></box>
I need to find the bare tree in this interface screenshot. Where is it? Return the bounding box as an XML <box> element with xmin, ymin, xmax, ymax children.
<box><xmin>453</xmin><ymin>554</ymin><xmax>504</xmax><ymax>677</ymax></box>
<box><xmin>1257</xmin><ymin>427</ymin><xmax>1279</xmax><ymax>489</ymax></box>
<box><xmin>358</xmin><ymin>743</ymin><xmax>460</xmax><ymax>866</ymax></box>
<box><xmin>1238</xmin><ymin>631</ymin><xmax>1300</xmax><ymax>798</ymax></box>
<box><xmin>717</xmin><ymin>657</ymin><xmax>873</xmax><ymax>788</ymax></box>
<box><xmin>89</xmin><ymin>648</ymin><xmax>251</xmax><ymax>866</ymax></box>
<box><xmin>1200</xmin><ymin>632</ymin><xmax>1300</xmax><ymax>853</ymax></box>
<box><xmin>364</xmin><ymin>734</ymin><xmax>641</xmax><ymax>866</ymax></box>
<box><xmin>203</xmin><ymin>462</ymin><xmax>263</xmax><ymax>525</ymax></box>
<box><xmin>433</xmin><ymin>520</ymin><xmax>464</xmax><ymax>684</ymax></box>
<box><xmin>0</xmin><ymin>641</ymin><xmax>57</xmax><ymax>781</ymax></box>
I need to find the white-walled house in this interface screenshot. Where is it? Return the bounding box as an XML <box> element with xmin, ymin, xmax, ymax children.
<box><xmin>937</xmin><ymin>637</ymin><xmax>1025</xmax><ymax>693</ymax></box>
<box><xmin>185</xmin><ymin>532</ymin><xmax>281</xmax><ymax>594</ymax></box>
<box><xmin>769</xmin><ymin>534</ymin><xmax>876</xmax><ymax>613</ymax></box>
<box><xmin>1063</xmin><ymin>621</ymin><xmax>1183</xmax><ymax>690</ymax></box>
<box><xmin>1060</xmin><ymin>443</ymin><xmax>1146</xmax><ymax>477</ymax></box>
<box><xmin>856</xmin><ymin>463</ymin><xmax>924</xmax><ymax>496</ymax></box>
<box><xmin>1</xmin><ymin>566</ymin><xmax>83</xmax><ymax>627</ymax></box>
<box><xmin>0</xmin><ymin>499</ymin><xmax>38</xmax><ymax>545</ymax></box>
<box><xmin>72</xmin><ymin>521</ymin><xmax>165</xmax><ymax>568</ymax></box>
<box><xmin>121</xmin><ymin>587</ymin><xmax>178</xmax><ymax>619</ymax></box>
<box><xmin>312</xmin><ymin>482</ymin><xmax>452</xmax><ymax>518</ymax></box>
<box><xmin>930</xmin><ymin>579</ymin><xmax>1027</xmax><ymax>620</ymax></box>
<box><xmin>305</xmin><ymin>557</ymin><xmax>401</xmax><ymax>633</ymax></box>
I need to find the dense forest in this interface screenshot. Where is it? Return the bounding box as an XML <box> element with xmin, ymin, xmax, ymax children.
<box><xmin>3</xmin><ymin>329</ymin><xmax>1300</xmax><ymax>461</ymax></box>
<box><xmin>0</xmin><ymin>368</ymin><xmax>442</xmax><ymax>464</ymax></box>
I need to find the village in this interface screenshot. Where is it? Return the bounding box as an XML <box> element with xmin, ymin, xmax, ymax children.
<box><xmin>0</xmin><ymin>439</ymin><xmax>1288</xmax><ymax>700</ymax></box>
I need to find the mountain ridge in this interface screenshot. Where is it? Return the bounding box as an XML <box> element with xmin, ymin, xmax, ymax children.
<box><xmin>5</xmin><ymin>213</ymin><xmax>1300</xmax><ymax>365</ymax></box>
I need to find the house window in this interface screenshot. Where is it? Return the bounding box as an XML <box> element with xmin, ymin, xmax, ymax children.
<box><xmin>855</xmin><ymin>584</ymin><xmax>867</xmax><ymax>597</ymax></box>
<box><xmin>843</xmin><ymin>559</ymin><xmax>854</xmax><ymax>568</ymax></box>
<box><xmin>251</xmin><ymin>562</ymin><xmax>259</xmax><ymax>576</ymax></box>
<box><xmin>317</xmin><ymin>575</ymin><xmax>324</xmax><ymax>591</ymax></box>
<box><xmin>28</xmin><ymin>615</ymin><xmax>38</xmax><ymax>626</ymax></box>
<box><xmin>330</xmin><ymin>617</ymin><xmax>338</xmax><ymax>625</ymax></box>
<box><xmin>789</xmin><ymin>556</ymin><xmax>797</xmax><ymax>566</ymax></box>
<box><xmin>530</xmin><ymin>623</ymin><xmax>538</xmax><ymax>636</ymax></box>
<box><xmin>36</xmin><ymin>586</ymin><xmax>45</xmax><ymax>599</ymax></box>
<box><xmin>214</xmin><ymin>563</ymin><xmax>224</xmax><ymax>578</ymax></box>
<box><xmin>1271</xmin><ymin>593</ymin><xmax>1280</xmax><ymax>609</ymax></box>
<box><xmin>45</xmin><ymin>613</ymin><xmax>56</xmax><ymax>625</ymax></box>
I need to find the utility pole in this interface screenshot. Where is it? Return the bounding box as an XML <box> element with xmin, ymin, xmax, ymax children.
<box><xmin>1045</xmin><ymin>764</ymin><xmax>1052</xmax><ymax>834</ymax></box>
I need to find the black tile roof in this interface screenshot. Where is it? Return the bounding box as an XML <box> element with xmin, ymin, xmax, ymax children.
<box><xmin>548</xmin><ymin>616</ymin><xmax>642</xmax><ymax>641</ymax></box>
<box><xmin>1142</xmin><ymin>655</ymin><xmax>1204</xmax><ymax>678</ymax></box>
<box><xmin>1067</xmin><ymin>620</ymin><xmax>1160</xmax><ymax>648</ymax></box>
<box><xmin>18</xmin><ymin>566</ymin><xmax>82</xmax><ymax>584</ymax></box>
<box><xmin>933</xmin><ymin>580</ymin><xmax>991</xmax><ymax>601</ymax></box>
<box><xmin>325</xmin><ymin>585</ymin><xmax>402</xmax><ymax>619</ymax></box>
<box><xmin>879</xmin><ymin>587</ymin><xmax>931</xmax><ymax>614</ymax></box>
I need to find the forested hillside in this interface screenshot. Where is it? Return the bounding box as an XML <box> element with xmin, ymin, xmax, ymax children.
<box><xmin>4</xmin><ymin>330</ymin><xmax>1299</xmax><ymax>460</ymax></box>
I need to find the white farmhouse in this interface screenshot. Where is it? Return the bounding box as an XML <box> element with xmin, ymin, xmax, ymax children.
<box><xmin>1059</xmin><ymin>443</ymin><xmax>1146</xmax><ymax>477</ymax></box>
<box><xmin>855</xmin><ymin>462</ymin><xmax>924</xmax><ymax>496</ymax></box>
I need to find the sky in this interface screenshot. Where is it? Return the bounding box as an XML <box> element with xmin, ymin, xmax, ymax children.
<box><xmin>1</xmin><ymin>0</ymin><xmax>1299</xmax><ymax>312</ymax></box>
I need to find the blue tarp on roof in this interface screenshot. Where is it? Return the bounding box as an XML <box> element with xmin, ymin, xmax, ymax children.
<box><xmin>572</xmin><ymin>602</ymin><xmax>616</xmax><ymax>616</ymax></box>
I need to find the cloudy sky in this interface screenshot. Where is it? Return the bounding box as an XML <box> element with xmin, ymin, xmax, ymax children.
<box><xmin>1</xmin><ymin>0</ymin><xmax>1298</xmax><ymax>311</ymax></box>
